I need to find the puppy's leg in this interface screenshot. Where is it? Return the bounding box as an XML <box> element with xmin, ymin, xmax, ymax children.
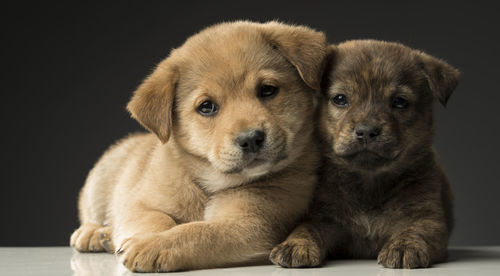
<box><xmin>117</xmin><ymin>188</ymin><xmax>307</xmax><ymax>272</ymax></box>
<box><xmin>118</xmin><ymin>221</ymin><xmax>259</xmax><ymax>272</ymax></box>
<box><xmin>113</xmin><ymin>206</ymin><xmax>178</xmax><ymax>253</ymax></box>
<box><xmin>118</xmin><ymin>220</ymin><xmax>274</xmax><ymax>272</ymax></box>
<box><xmin>377</xmin><ymin>218</ymin><xmax>448</xmax><ymax>269</ymax></box>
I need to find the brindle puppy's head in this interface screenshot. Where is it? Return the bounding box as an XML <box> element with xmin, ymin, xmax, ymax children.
<box><xmin>127</xmin><ymin>21</ymin><xmax>327</xmax><ymax>181</ymax></box>
<box><xmin>321</xmin><ymin>40</ymin><xmax>459</xmax><ymax>171</ymax></box>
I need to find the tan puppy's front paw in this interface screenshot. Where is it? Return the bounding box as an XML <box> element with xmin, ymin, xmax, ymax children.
<box><xmin>269</xmin><ymin>238</ymin><xmax>322</xmax><ymax>268</ymax></box>
<box><xmin>116</xmin><ymin>233</ymin><xmax>180</xmax><ymax>272</ymax></box>
<box><xmin>377</xmin><ymin>239</ymin><xmax>430</xmax><ymax>269</ymax></box>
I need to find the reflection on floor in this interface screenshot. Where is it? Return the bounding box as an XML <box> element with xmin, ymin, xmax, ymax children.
<box><xmin>0</xmin><ymin>247</ymin><xmax>499</xmax><ymax>276</ymax></box>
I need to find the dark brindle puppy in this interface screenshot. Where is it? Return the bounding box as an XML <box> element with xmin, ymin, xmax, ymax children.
<box><xmin>270</xmin><ymin>40</ymin><xmax>459</xmax><ymax>269</ymax></box>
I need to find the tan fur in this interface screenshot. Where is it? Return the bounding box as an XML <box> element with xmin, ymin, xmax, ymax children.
<box><xmin>70</xmin><ymin>21</ymin><xmax>327</xmax><ymax>272</ymax></box>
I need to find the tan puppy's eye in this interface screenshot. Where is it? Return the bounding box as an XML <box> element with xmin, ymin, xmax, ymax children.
<box><xmin>392</xmin><ymin>96</ymin><xmax>409</xmax><ymax>109</ymax></box>
<box><xmin>258</xmin><ymin>85</ymin><xmax>279</xmax><ymax>99</ymax></box>
<box><xmin>331</xmin><ymin>94</ymin><xmax>349</xmax><ymax>107</ymax></box>
<box><xmin>197</xmin><ymin>100</ymin><xmax>218</xmax><ymax>116</ymax></box>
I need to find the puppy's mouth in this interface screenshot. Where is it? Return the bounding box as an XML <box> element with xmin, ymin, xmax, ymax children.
<box><xmin>245</xmin><ymin>158</ymin><xmax>269</xmax><ymax>169</ymax></box>
<box><xmin>223</xmin><ymin>153</ymin><xmax>287</xmax><ymax>176</ymax></box>
<box><xmin>223</xmin><ymin>156</ymin><xmax>271</xmax><ymax>174</ymax></box>
<box><xmin>338</xmin><ymin>148</ymin><xmax>401</xmax><ymax>170</ymax></box>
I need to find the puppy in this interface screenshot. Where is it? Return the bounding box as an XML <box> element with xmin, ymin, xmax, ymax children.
<box><xmin>69</xmin><ymin>21</ymin><xmax>327</xmax><ymax>272</ymax></box>
<box><xmin>270</xmin><ymin>40</ymin><xmax>459</xmax><ymax>269</ymax></box>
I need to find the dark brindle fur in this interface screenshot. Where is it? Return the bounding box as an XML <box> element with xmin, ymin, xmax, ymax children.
<box><xmin>270</xmin><ymin>40</ymin><xmax>459</xmax><ymax>269</ymax></box>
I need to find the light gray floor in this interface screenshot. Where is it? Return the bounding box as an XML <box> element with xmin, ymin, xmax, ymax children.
<box><xmin>0</xmin><ymin>247</ymin><xmax>499</xmax><ymax>276</ymax></box>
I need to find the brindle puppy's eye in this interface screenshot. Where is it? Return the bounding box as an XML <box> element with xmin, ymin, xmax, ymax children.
<box><xmin>258</xmin><ymin>85</ymin><xmax>279</xmax><ymax>99</ymax></box>
<box><xmin>392</xmin><ymin>96</ymin><xmax>409</xmax><ymax>109</ymax></box>
<box><xmin>331</xmin><ymin>94</ymin><xmax>349</xmax><ymax>107</ymax></box>
<box><xmin>197</xmin><ymin>100</ymin><xmax>218</xmax><ymax>116</ymax></box>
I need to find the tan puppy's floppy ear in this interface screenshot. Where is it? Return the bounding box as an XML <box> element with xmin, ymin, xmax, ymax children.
<box><xmin>417</xmin><ymin>52</ymin><xmax>460</xmax><ymax>106</ymax></box>
<box><xmin>127</xmin><ymin>59</ymin><xmax>178</xmax><ymax>143</ymax></box>
<box><xmin>262</xmin><ymin>22</ymin><xmax>328</xmax><ymax>90</ymax></box>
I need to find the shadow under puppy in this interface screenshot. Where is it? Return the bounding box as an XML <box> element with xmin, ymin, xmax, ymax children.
<box><xmin>70</xmin><ymin>21</ymin><xmax>328</xmax><ymax>272</ymax></box>
<box><xmin>270</xmin><ymin>40</ymin><xmax>459</xmax><ymax>269</ymax></box>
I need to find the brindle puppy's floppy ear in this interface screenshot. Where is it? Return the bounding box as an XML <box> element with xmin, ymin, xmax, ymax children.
<box><xmin>320</xmin><ymin>45</ymin><xmax>338</xmax><ymax>92</ymax></box>
<box><xmin>127</xmin><ymin>58</ymin><xmax>179</xmax><ymax>144</ymax></box>
<box><xmin>417</xmin><ymin>51</ymin><xmax>460</xmax><ymax>106</ymax></box>
<box><xmin>261</xmin><ymin>22</ymin><xmax>328</xmax><ymax>90</ymax></box>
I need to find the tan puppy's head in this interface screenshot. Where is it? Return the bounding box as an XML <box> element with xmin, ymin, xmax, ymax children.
<box><xmin>127</xmin><ymin>21</ymin><xmax>327</xmax><ymax>178</ymax></box>
<box><xmin>321</xmin><ymin>40</ymin><xmax>459</xmax><ymax>171</ymax></box>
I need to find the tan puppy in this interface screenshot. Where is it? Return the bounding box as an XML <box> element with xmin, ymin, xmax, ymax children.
<box><xmin>270</xmin><ymin>40</ymin><xmax>458</xmax><ymax>269</ymax></box>
<box><xmin>69</xmin><ymin>21</ymin><xmax>327</xmax><ymax>272</ymax></box>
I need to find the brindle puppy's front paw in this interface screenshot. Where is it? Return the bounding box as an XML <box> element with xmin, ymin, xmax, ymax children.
<box><xmin>116</xmin><ymin>233</ymin><xmax>179</xmax><ymax>272</ymax></box>
<box><xmin>269</xmin><ymin>238</ymin><xmax>322</xmax><ymax>268</ymax></box>
<box><xmin>377</xmin><ymin>239</ymin><xmax>430</xmax><ymax>269</ymax></box>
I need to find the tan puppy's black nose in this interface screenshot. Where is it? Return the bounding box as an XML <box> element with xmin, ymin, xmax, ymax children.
<box><xmin>235</xmin><ymin>130</ymin><xmax>266</xmax><ymax>153</ymax></box>
<box><xmin>355</xmin><ymin>124</ymin><xmax>381</xmax><ymax>143</ymax></box>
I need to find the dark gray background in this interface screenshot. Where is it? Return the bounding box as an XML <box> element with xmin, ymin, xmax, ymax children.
<box><xmin>1</xmin><ymin>1</ymin><xmax>499</xmax><ymax>246</ymax></box>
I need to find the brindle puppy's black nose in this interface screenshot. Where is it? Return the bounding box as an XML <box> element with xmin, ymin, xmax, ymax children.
<box><xmin>235</xmin><ymin>130</ymin><xmax>266</xmax><ymax>153</ymax></box>
<box><xmin>355</xmin><ymin>124</ymin><xmax>381</xmax><ymax>143</ymax></box>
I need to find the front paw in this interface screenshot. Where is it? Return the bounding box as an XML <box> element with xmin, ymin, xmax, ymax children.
<box><xmin>377</xmin><ymin>239</ymin><xmax>430</xmax><ymax>269</ymax></box>
<box><xmin>116</xmin><ymin>233</ymin><xmax>180</xmax><ymax>272</ymax></box>
<box><xmin>269</xmin><ymin>238</ymin><xmax>322</xmax><ymax>268</ymax></box>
